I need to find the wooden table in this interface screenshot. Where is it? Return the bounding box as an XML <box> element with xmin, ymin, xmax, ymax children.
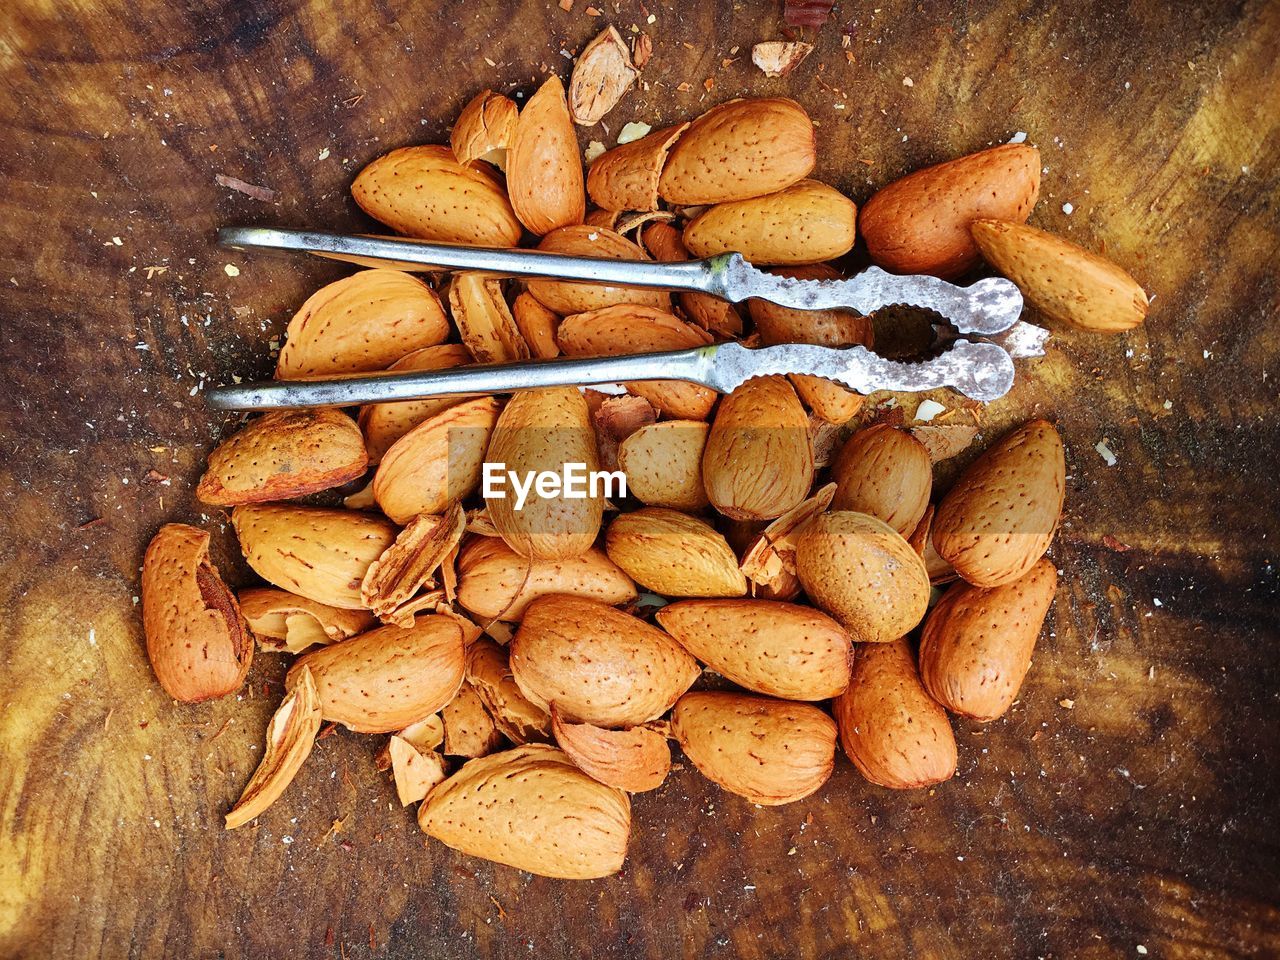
<box><xmin>2</xmin><ymin>1</ymin><xmax>1278</xmax><ymax>956</ymax></box>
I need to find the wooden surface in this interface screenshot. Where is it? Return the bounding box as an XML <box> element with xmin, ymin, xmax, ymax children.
<box><xmin>2</xmin><ymin>0</ymin><xmax>1279</xmax><ymax>957</ymax></box>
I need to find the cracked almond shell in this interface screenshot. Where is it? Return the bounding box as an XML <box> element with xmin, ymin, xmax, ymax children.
<box><xmin>466</xmin><ymin>639</ymin><xmax>552</xmax><ymax>744</ymax></box>
<box><xmin>605</xmin><ymin>507</ymin><xmax>746</xmax><ymax>598</ymax></box>
<box><xmin>569</xmin><ymin>26</ymin><xmax>639</xmax><ymax>125</ymax></box>
<box><xmin>238</xmin><ymin>587</ymin><xmax>376</xmax><ymax>654</ymax></box>
<box><xmin>451</xmin><ymin>89</ymin><xmax>518</xmax><ymax>167</ymax></box>
<box><xmin>552</xmin><ymin>706</ymin><xmax>670</xmax><ymax>792</ymax></box>
<box><xmin>587</xmin><ymin>122</ymin><xmax>687</xmax><ymax>212</ymax></box>
<box><xmin>448</xmin><ymin>272</ymin><xmax>531</xmax><ymax>364</ymax></box>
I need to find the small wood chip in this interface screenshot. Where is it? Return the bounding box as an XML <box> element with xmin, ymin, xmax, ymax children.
<box><xmin>214</xmin><ymin>174</ymin><xmax>277</xmax><ymax>202</ymax></box>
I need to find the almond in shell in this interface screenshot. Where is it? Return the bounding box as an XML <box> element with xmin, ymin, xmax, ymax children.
<box><xmin>833</xmin><ymin>640</ymin><xmax>957</xmax><ymax>789</ymax></box>
<box><xmin>587</xmin><ymin>123</ymin><xmax>687</xmax><ymax>211</ymax></box>
<box><xmin>506</xmin><ymin>75</ymin><xmax>585</xmax><ymax>235</ymax></box>
<box><xmin>442</xmin><ymin>681</ymin><xmax>503</xmax><ymax>758</ymax></box>
<box><xmin>671</xmin><ymin>691</ymin><xmax>836</xmax><ymax>805</ymax></box>
<box><xmin>831</xmin><ymin>424</ymin><xmax>932</xmax><ymax>537</ymax></box>
<box><xmin>683</xmin><ymin>180</ymin><xmax>857</xmax><ymax>265</ymax></box>
<box><xmin>617</xmin><ymin>419</ymin><xmax>710</xmax><ymax>511</ymax></box>
<box><xmin>142</xmin><ymin>524</ymin><xmax>253</xmax><ymax>702</ymax></box>
<box><xmin>418</xmin><ymin>744</ymin><xmax>630</xmax><ymax>879</ymax></box>
<box><xmin>739</xmin><ymin>481</ymin><xmax>836</xmax><ymax>601</ymax></box>
<box><xmin>466</xmin><ymin>639</ymin><xmax>552</xmax><ymax>743</ymax></box>
<box><xmin>448</xmin><ymin>272</ymin><xmax>531</xmax><ymax>363</ymax></box>
<box><xmin>552</xmin><ymin>706</ymin><xmax>670</xmax><ymax>792</ymax></box>
<box><xmin>526</xmin><ymin>225</ymin><xmax>669</xmax><ymax>315</ymax></box>
<box><xmin>238</xmin><ymin>587</ymin><xmax>376</xmax><ymax>654</ymax></box>
<box><xmin>511</xmin><ymin>292</ymin><xmax>561</xmax><ymax>359</ymax></box>
<box><xmin>640</xmin><ymin>222</ymin><xmax>743</xmax><ymax>337</ymax></box>
<box><xmin>358</xmin><ymin>343</ymin><xmax>473</xmax><ymax>464</ymax></box>
<box><xmin>510</xmin><ymin>595</ymin><xmax>701</xmax><ymax>727</ymax></box>
<box><xmin>451</xmin><ymin>89</ymin><xmax>518</xmax><ymax>167</ymax></box>
<box><xmin>605</xmin><ymin>507</ymin><xmax>747</xmax><ymax>598</ymax></box>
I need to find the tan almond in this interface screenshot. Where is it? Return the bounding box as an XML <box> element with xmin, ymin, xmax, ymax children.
<box><xmin>831</xmin><ymin>424</ymin><xmax>932</xmax><ymax>537</ymax></box>
<box><xmin>833</xmin><ymin>640</ymin><xmax>957</xmax><ymax>789</ymax></box>
<box><xmin>683</xmin><ymin>180</ymin><xmax>857</xmax><ymax>265</ymax></box>
<box><xmin>657</xmin><ymin>599</ymin><xmax>851</xmax><ymax>700</ymax></box>
<box><xmin>794</xmin><ymin>510</ymin><xmax>931</xmax><ymax>643</ymax></box>
<box><xmin>739</xmin><ymin>482</ymin><xmax>836</xmax><ymax>601</ymax></box>
<box><xmin>466</xmin><ymin>639</ymin><xmax>552</xmax><ymax>743</ymax></box>
<box><xmin>506</xmin><ymin>75</ymin><xmax>585</xmax><ymax>235</ymax></box>
<box><xmin>569</xmin><ymin>26</ymin><xmax>639</xmax><ymax>125</ymax></box>
<box><xmin>640</xmin><ymin>222</ymin><xmax>743</xmax><ymax>337</ymax></box>
<box><xmin>276</xmin><ymin>270</ymin><xmax>451</xmax><ymax>378</ymax></box>
<box><xmin>451</xmin><ymin>89</ymin><xmax>518</xmax><ymax>167</ymax></box>
<box><xmin>511</xmin><ymin>292</ymin><xmax>561</xmax><ymax>359</ymax></box>
<box><xmin>142</xmin><ymin>524</ymin><xmax>252</xmax><ymax>702</ymax></box>
<box><xmin>448</xmin><ymin>272</ymin><xmax>531</xmax><ymax>363</ymax></box>
<box><xmin>671</xmin><ymin>691</ymin><xmax>836</xmax><ymax>805</ymax></box>
<box><xmin>456</xmin><ymin>536</ymin><xmax>636</xmax><ymax>622</ymax></box>
<box><xmin>605</xmin><ymin>507</ymin><xmax>747</xmax><ymax>598</ymax></box>
<box><xmin>526</xmin><ymin>225</ymin><xmax>669</xmax><ymax>315</ymax></box>
<box><xmin>484</xmin><ymin>387</ymin><xmax>604</xmax><ymax>560</ymax></box>
<box><xmin>288</xmin><ymin>615</ymin><xmax>466</xmax><ymax>733</ymax></box>
<box><xmin>232</xmin><ymin>504</ymin><xmax>398</xmax><ymax>610</ymax></box>
<box><xmin>418</xmin><ymin>744</ymin><xmax>630</xmax><ymax>879</ymax></box>
<box><xmin>587</xmin><ymin>123</ymin><xmax>687</xmax><ymax>211</ymax></box>
<box><xmin>510</xmin><ymin>596</ymin><xmax>700</xmax><ymax>727</ymax></box>
<box><xmin>388</xmin><ymin>736</ymin><xmax>449</xmax><ymax>806</ymax></box>
<box><xmin>373</xmin><ymin>396</ymin><xmax>503</xmax><ymax>525</ymax></box>
<box><xmin>659</xmin><ymin>97</ymin><xmax>816</xmax><ymax>205</ymax></box>
<box><xmin>351</xmin><ymin>144</ymin><xmax>522</xmax><ymax>247</ymax></box>
<box><xmin>442</xmin><ymin>681</ymin><xmax>504</xmax><ymax>758</ymax></box>
<box><xmin>552</xmin><ymin>706</ymin><xmax>670</xmax><ymax>792</ymax></box>
<box><xmin>618</xmin><ymin>419</ymin><xmax>710</xmax><ymax>511</ymax></box>
<box><xmin>557</xmin><ymin>305</ymin><xmax>716</xmax><ymax>419</ymax></box>
<box><xmin>702</xmin><ymin>375</ymin><xmax>814</xmax><ymax>520</ymax></box>
<box><xmin>238</xmin><ymin>587</ymin><xmax>376</xmax><ymax>654</ymax></box>
<box><xmin>360</xmin><ymin>505</ymin><xmax>466</xmax><ymax>623</ymax></box>
<box><xmin>358</xmin><ymin>343</ymin><xmax>473</xmax><ymax>464</ymax></box>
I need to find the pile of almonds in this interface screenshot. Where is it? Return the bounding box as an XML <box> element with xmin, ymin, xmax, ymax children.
<box><xmin>144</xmin><ymin>68</ymin><xmax>1148</xmax><ymax>879</ymax></box>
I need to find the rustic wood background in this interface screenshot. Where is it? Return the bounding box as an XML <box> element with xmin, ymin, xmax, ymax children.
<box><xmin>2</xmin><ymin>0</ymin><xmax>1278</xmax><ymax>957</ymax></box>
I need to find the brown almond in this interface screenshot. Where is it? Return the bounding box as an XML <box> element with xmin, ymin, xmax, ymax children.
<box><xmin>358</xmin><ymin>343</ymin><xmax>473</xmax><ymax>464</ymax></box>
<box><xmin>683</xmin><ymin>180</ymin><xmax>858</xmax><ymax>265</ymax></box>
<box><xmin>605</xmin><ymin>507</ymin><xmax>747</xmax><ymax>598</ymax></box>
<box><xmin>831</xmin><ymin>424</ymin><xmax>932</xmax><ymax>536</ymax></box>
<box><xmin>527</xmin><ymin>225</ymin><xmax>669</xmax><ymax>315</ymax></box>
<box><xmin>511</xmin><ymin>292</ymin><xmax>561</xmax><ymax>359</ymax></box>
<box><xmin>640</xmin><ymin>222</ymin><xmax>743</xmax><ymax>337</ymax></box>
<box><xmin>618</xmin><ymin>419</ymin><xmax>710</xmax><ymax>511</ymax></box>
<box><xmin>507</xmin><ymin>75</ymin><xmax>585</xmax><ymax>235</ymax></box>
<box><xmin>587</xmin><ymin>123</ymin><xmax>687</xmax><ymax>211</ymax></box>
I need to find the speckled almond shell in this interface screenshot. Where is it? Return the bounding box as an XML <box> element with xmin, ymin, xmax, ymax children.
<box><xmin>702</xmin><ymin>375</ymin><xmax>814</xmax><ymax>521</ymax></box>
<box><xmin>358</xmin><ymin>343</ymin><xmax>473</xmax><ymax>465</ymax></box>
<box><xmin>932</xmin><ymin>418</ymin><xmax>1065</xmax><ymax>588</ymax></box>
<box><xmin>232</xmin><ymin>504</ymin><xmax>398</xmax><ymax>610</ymax></box>
<box><xmin>656</xmin><ymin>599</ymin><xmax>852</xmax><ymax>701</ymax></box>
<box><xmin>450</xmin><ymin>89</ymin><xmax>518</xmax><ymax>166</ymax></box>
<box><xmin>658</xmin><ymin>97</ymin><xmax>816</xmax><ymax>205</ymax></box>
<box><xmin>275</xmin><ymin>269</ymin><xmax>452</xmax><ymax>379</ymax></box>
<box><xmin>617</xmin><ymin>419</ymin><xmax>710</xmax><ymax>511</ymax></box>
<box><xmin>455</xmin><ymin>537</ymin><xmax>636</xmax><ymax>622</ymax></box>
<box><xmin>484</xmin><ymin>387</ymin><xmax>603</xmax><ymax>561</ymax></box>
<box><xmin>465</xmin><ymin>640</ymin><xmax>552</xmax><ymax>744</ymax></box>
<box><xmin>526</xmin><ymin>225</ymin><xmax>670</xmax><ymax>315</ymax></box>
<box><xmin>351</xmin><ymin>144</ymin><xmax>522</xmax><ymax>247</ymax></box>
<box><xmin>551</xmin><ymin>707</ymin><xmax>671</xmax><ymax>793</ymax></box>
<box><xmin>142</xmin><ymin>524</ymin><xmax>252</xmax><ymax>702</ymax></box>
<box><xmin>833</xmin><ymin>639</ymin><xmax>957</xmax><ymax>790</ymax></box>
<box><xmin>510</xmin><ymin>292</ymin><xmax>561</xmax><ymax>359</ymax></box>
<box><xmin>418</xmin><ymin>744</ymin><xmax>631</xmax><ymax>880</ymax></box>
<box><xmin>557</xmin><ymin>305</ymin><xmax>716</xmax><ymax>420</ymax></box>
<box><xmin>237</xmin><ymin>587</ymin><xmax>376</xmax><ymax>652</ymax></box>
<box><xmin>604</xmin><ymin>507</ymin><xmax>746</xmax><ymax>598</ymax></box>
<box><xmin>683</xmin><ymin>180</ymin><xmax>857</xmax><ymax>265</ymax></box>
<box><xmin>506</xmin><ymin>75</ymin><xmax>585</xmax><ymax>236</ymax></box>
<box><xmin>373</xmin><ymin>396</ymin><xmax>503</xmax><ymax>525</ymax></box>
<box><xmin>671</xmin><ymin>691</ymin><xmax>836</xmax><ymax>805</ymax></box>
<box><xmin>830</xmin><ymin>424</ymin><xmax>933</xmax><ymax>537</ymax></box>
<box><xmin>510</xmin><ymin>595</ymin><xmax>701</xmax><ymax>728</ymax></box>
<box><xmin>586</xmin><ymin>122</ymin><xmax>689</xmax><ymax>212</ymax></box>
<box><xmin>447</xmin><ymin>272</ymin><xmax>531</xmax><ymax>364</ymax></box>
<box><xmin>919</xmin><ymin>557</ymin><xmax>1058</xmax><ymax>720</ymax></box>
<box><xmin>441</xmin><ymin>681</ymin><xmax>502</xmax><ymax>759</ymax></box>
<box><xmin>859</xmin><ymin>143</ymin><xmax>1040</xmax><ymax>279</ymax></box>
<box><xmin>196</xmin><ymin>409</ymin><xmax>368</xmax><ymax>506</ymax></box>
<box><xmin>794</xmin><ymin>511</ymin><xmax>931</xmax><ymax>643</ymax></box>
<box><xmin>287</xmin><ymin>615</ymin><xmax>466</xmax><ymax>733</ymax></box>
<box><xmin>640</xmin><ymin>222</ymin><xmax>744</xmax><ymax>338</ymax></box>
<box><xmin>970</xmin><ymin>218</ymin><xmax>1149</xmax><ymax>333</ymax></box>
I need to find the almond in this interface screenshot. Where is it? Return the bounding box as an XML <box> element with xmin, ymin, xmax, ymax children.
<box><xmin>919</xmin><ymin>557</ymin><xmax>1058</xmax><ymax>720</ymax></box>
<box><xmin>448</xmin><ymin>272</ymin><xmax>531</xmax><ymax>364</ymax></box>
<box><xmin>833</xmin><ymin>640</ymin><xmax>957</xmax><ymax>789</ymax></box>
<box><xmin>702</xmin><ymin>375</ymin><xmax>814</xmax><ymax>520</ymax></box>
<box><xmin>657</xmin><ymin>599</ymin><xmax>851</xmax><ymax>700</ymax></box>
<box><xmin>831</xmin><ymin>424</ymin><xmax>932</xmax><ymax>537</ymax></box>
<box><xmin>466</xmin><ymin>639</ymin><xmax>552</xmax><ymax>743</ymax></box>
<box><xmin>605</xmin><ymin>507</ymin><xmax>746</xmax><ymax>598</ymax></box>
<box><xmin>451</xmin><ymin>90</ymin><xmax>518</xmax><ymax>167</ymax></box>
<box><xmin>569</xmin><ymin>26</ymin><xmax>639</xmax><ymax>125</ymax></box>
<box><xmin>932</xmin><ymin>419</ymin><xmax>1065</xmax><ymax>587</ymax></box>
<box><xmin>287</xmin><ymin>615</ymin><xmax>466</xmax><ymax>733</ymax></box>
<box><xmin>859</xmin><ymin>144</ymin><xmax>1040</xmax><ymax>278</ymax></box>
<box><xmin>617</xmin><ymin>419</ymin><xmax>710</xmax><ymax>511</ymax></box>
<box><xmin>971</xmin><ymin>219</ymin><xmax>1149</xmax><ymax>333</ymax></box>
<box><xmin>587</xmin><ymin>123</ymin><xmax>687</xmax><ymax>211</ymax></box>
<box><xmin>589</xmin><ymin>393</ymin><xmax>657</xmax><ymax>471</ymax></box>
<box><xmin>232</xmin><ymin>504</ymin><xmax>398</xmax><ymax>610</ymax></box>
<box><xmin>196</xmin><ymin>410</ymin><xmax>368</xmax><ymax>506</ymax></box>
<box><xmin>455</xmin><ymin>536</ymin><xmax>636</xmax><ymax>621</ymax></box>
<box><xmin>506</xmin><ymin>75</ymin><xmax>585</xmax><ymax>235</ymax></box>
<box><xmin>683</xmin><ymin>180</ymin><xmax>857</xmax><ymax>265</ymax></box>
<box><xmin>671</xmin><ymin>691</ymin><xmax>836</xmax><ymax>805</ymax></box>
<box><xmin>640</xmin><ymin>222</ymin><xmax>743</xmax><ymax>337</ymax></box>
<box><xmin>442</xmin><ymin>681</ymin><xmax>503</xmax><ymax>758</ymax></box>
<box><xmin>794</xmin><ymin>510</ymin><xmax>931</xmax><ymax>643</ymax></box>
<box><xmin>552</xmin><ymin>706</ymin><xmax>670</xmax><ymax>792</ymax></box>
<box><xmin>659</xmin><ymin>97</ymin><xmax>816</xmax><ymax>205</ymax></box>
<box><xmin>418</xmin><ymin>744</ymin><xmax>630</xmax><ymax>879</ymax></box>
<box><xmin>738</xmin><ymin>482</ymin><xmax>836</xmax><ymax>601</ymax></box>
<box><xmin>276</xmin><ymin>270</ymin><xmax>451</xmax><ymax>378</ymax></box>
<box><xmin>142</xmin><ymin>524</ymin><xmax>252</xmax><ymax>702</ymax></box>
<box><xmin>484</xmin><ymin>387</ymin><xmax>603</xmax><ymax>560</ymax></box>
<box><xmin>510</xmin><ymin>595</ymin><xmax>700</xmax><ymax>727</ymax></box>
<box><xmin>511</xmin><ymin>291</ymin><xmax>561</xmax><ymax>359</ymax></box>
<box><xmin>748</xmin><ymin>264</ymin><xmax>873</xmax><ymax>423</ymax></box>
<box><xmin>526</xmin><ymin>225</ymin><xmax>669</xmax><ymax>315</ymax></box>
<box><xmin>352</xmin><ymin>145</ymin><xmax>522</xmax><ymax>247</ymax></box>
<box><xmin>358</xmin><ymin>343</ymin><xmax>473</xmax><ymax>464</ymax></box>
<box><xmin>373</xmin><ymin>396</ymin><xmax>503</xmax><ymax>525</ymax></box>
<box><xmin>238</xmin><ymin>587</ymin><xmax>376</xmax><ymax>654</ymax></box>
<box><xmin>557</xmin><ymin>305</ymin><xmax>716</xmax><ymax>419</ymax></box>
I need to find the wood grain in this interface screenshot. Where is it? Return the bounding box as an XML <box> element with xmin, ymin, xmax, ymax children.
<box><xmin>2</xmin><ymin>0</ymin><xmax>1278</xmax><ymax>957</ymax></box>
